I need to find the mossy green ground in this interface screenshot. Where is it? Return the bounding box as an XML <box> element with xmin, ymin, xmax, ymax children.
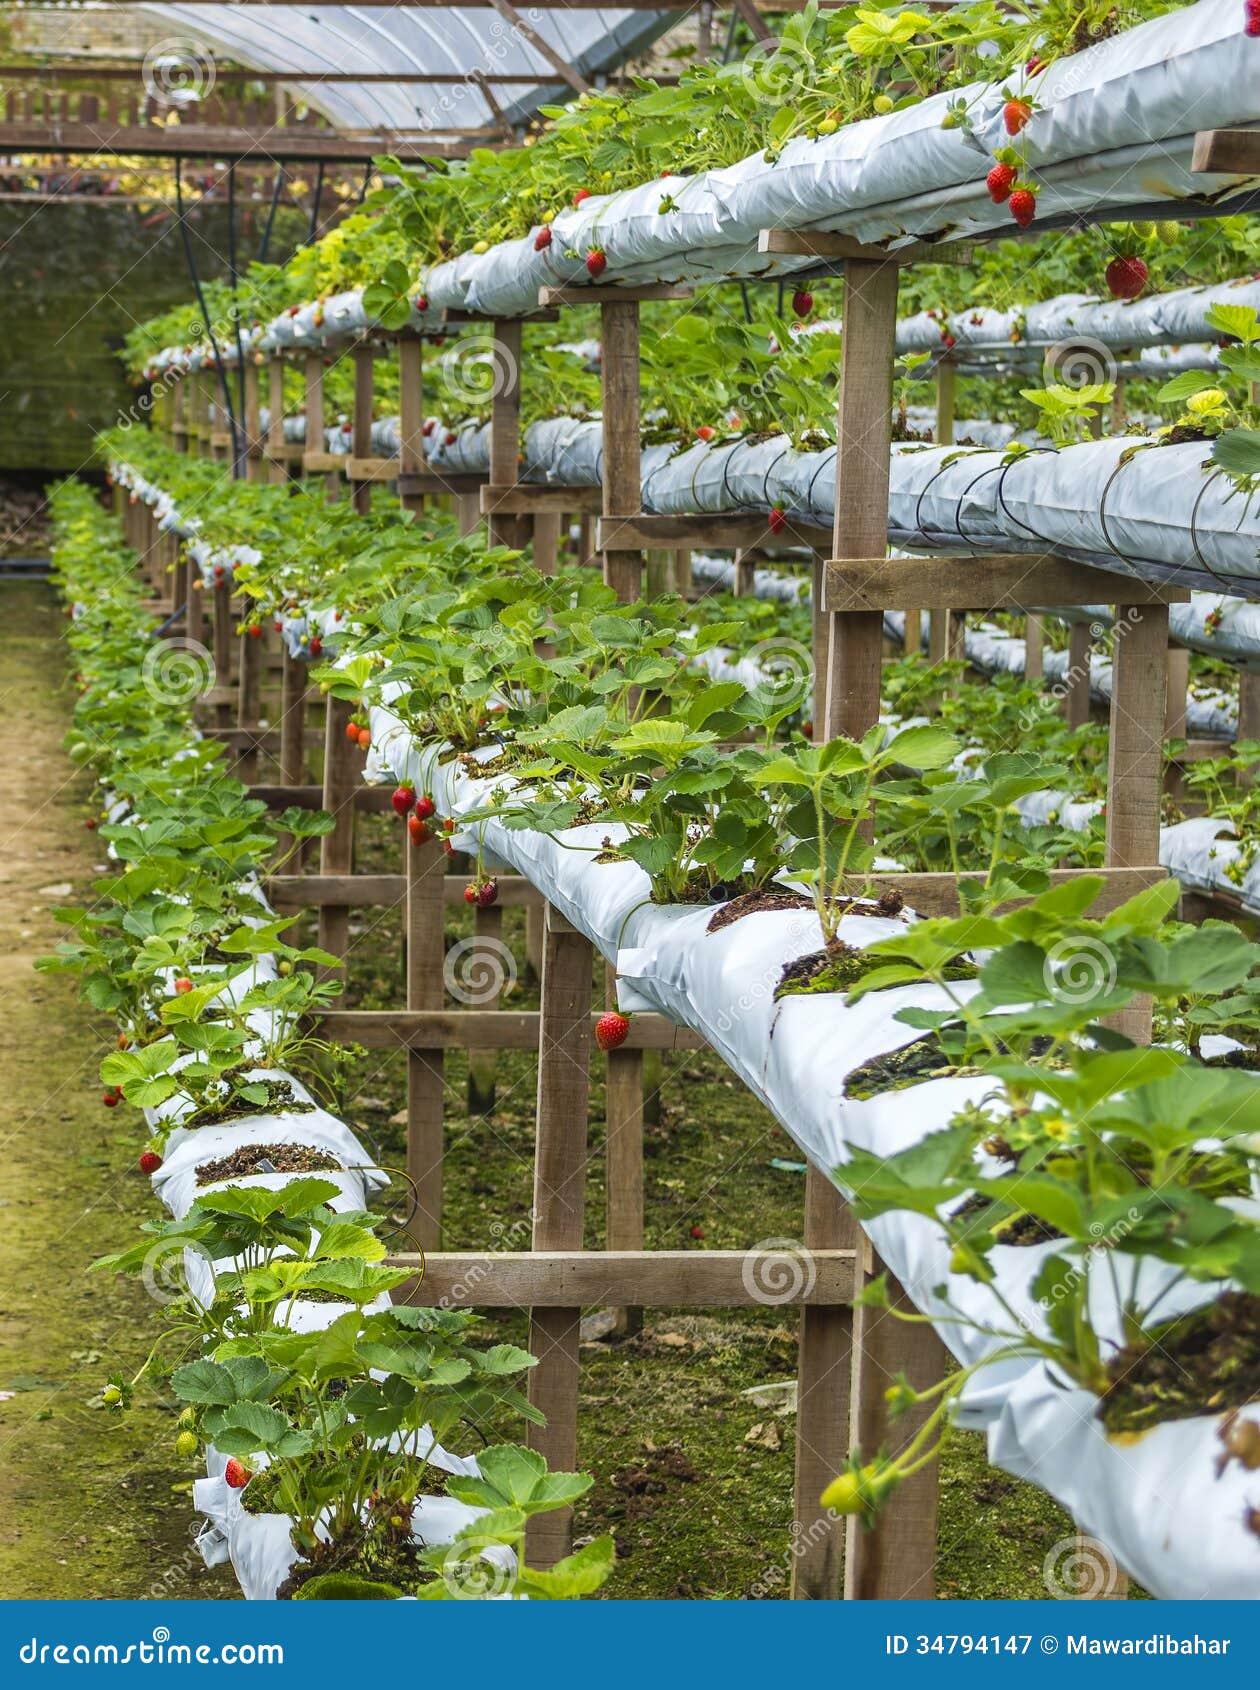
<box><xmin>2</xmin><ymin>584</ymin><xmax>1077</xmax><ymax>1600</ymax></box>
<box><xmin>0</xmin><ymin>583</ymin><xmax>232</xmax><ymax>1596</ymax></box>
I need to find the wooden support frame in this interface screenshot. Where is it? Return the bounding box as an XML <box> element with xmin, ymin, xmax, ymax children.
<box><xmin>597</xmin><ymin>512</ymin><xmax>833</xmax><ymax>554</ymax></box>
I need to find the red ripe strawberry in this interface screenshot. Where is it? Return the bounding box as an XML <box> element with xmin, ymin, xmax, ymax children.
<box><xmin>595</xmin><ymin>1011</ymin><xmax>630</xmax><ymax>1052</ymax></box>
<box><xmin>942</xmin><ymin>333</ymin><xmax>957</xmax><ymax>350</ymax></box>
<box><xmin>444</xmin><ymin>431</ymin><xmax>457</xmax><ymax>446</ymax></box>
<box><xmin>103</xmin><ymin>1089</ymin><xmax>120</xmax><ymax>1108</ymax></box>
<box><xmin>463</xmin><ymin>883</ymin><xmax>478</xmax><ymax>904</ymax></box>
<box><xmin>1105</xmin><ymin>254</ymin><xmax>1149</xmax><ymax>299</ymax></box>
<box><xmin>441</xmin><ymin>816</ymin><xmax>456</xmax><ymax>833</ymax></box>
<box><xmin>1008</xmin><ymin>188</ymin><xmax>1037</xmax><ymax>228</ymax></box>
<box><xmin>1003</xmin><ymin>98</ymin><xmax>1033</xmax><ymax>135</ymax></box>
<box><xmin>414</xmin><ymin>293</ymin><xmax>430</xmax><ymax>313</ymax></box>
<box><xmin>696</xmin><ymin>424</ymin><xmax>715</xmax><ymax>442</ymax></box>
<box><xmin>413</xmin><ymin>794</ymin><xmax>436</xmax><ymax>821</ymax></box>
<box><xmin>173</xmin><ymin>976</ymin><xmax>193</xmax><ymax>995</ymax></box>
<box><xmin>309</xmin><ymin>635</ymin><xmax>322</xmax><ymax>656</ymax></box>
<box><xmin>573</xmin><ymin>187</ymin><xmax>591</xmax><ymax>207</ymax></box>
<box><xmin>443</xmin><ymin>839</ymin><xmax>455</xmax><ymax>857</ymax></box>
<box><xmin>586</xmin><ymin>247</ymin><xmax>607</xmax><ymax>279</ymax></box>
<box><xmin>408</xmin><ymin>814</ymin><xmax>432</xmax><ymax>847</ymax></box>
<box><xmin>422</xmin><ymin>418</ymin><xmax>435</xmax><ymax>436</ymax></box>
<box><xmin>247</xmin><ymin>623</ymin><xmax>262</xmax><ymax>639</ymax></box>
<box><xmin>768</xmin><ymin>507</ymin><xmax>787</xmax><ymax>534</ymax></box>
<box><xmin>534</xmin><ymin>225</ymin><xmax>553</xmax><ymax>251</ymax></box>
<box><xmin>85</xmin><ymin>816</ymin><xmax>98</xmax><ymax>831</ymax></box>
<box><xmin>224</xmin><ymin>1458</ymin><xmax>252</xmax><ymax>1490</ymax></box>
<box><xmin>346</xmin><ymin>720</ymin><xmax>360</xmax><ymax>742</ymax></box>
<box><xmin>213</xmin><ymin>563</ymin><xmax>224</xmax><ymax>581</ymax></box>
<box><xmin>391</xmin><ymin>783</ymin><xmax>416</xmax><ymax>817</ymax></box>
<box><xmin>791</xmin><ymin>289</ymin><xmax>814</xmax><ymax>317</ymax></box>
<box><xmin>139</xmin><ymin>1150</ymin><xmax>162</xmax><ymax>1175</ymax></box>
<box><xmin>986</xmin><ymin>162</ymin><xmax>1017</xmax><ymax>202</ymax></box>
<box><xmin>476</xmin><ymin>879</ymin><xmax>498</xmax><ymax>907</ymax></box>
<box><xmin>1247</xmin><ymin>14</ymin><xmax>1260</xmax><ymax>32</ymax></box>
<box><xmin>689</xmin><ymin>1223</ymin><xmax>706</xmax><ymax>1240</ymax></box>
<box><xmin>357</xmin><ymin>727</ymin><xmax>371</xmax><ymax>750</ymax></box>
<box><xmin>273</xmin><ymin>619</ymin><xmax>283</xmax><ymax>633</ymax></box>
<box><xmin>801</xmin><ymin>720</ymin><xmax>813</xmax><ymax>739</ymax></box>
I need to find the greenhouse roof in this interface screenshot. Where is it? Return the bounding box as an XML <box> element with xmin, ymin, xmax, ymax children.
<box><xmin>131</xmin><ymin>2</ymin><xmax>676</xmax><ymax>136</ymax></box>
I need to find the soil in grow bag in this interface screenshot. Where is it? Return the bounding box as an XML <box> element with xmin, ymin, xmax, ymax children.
<box><xmin>706</xmin><ymin>886</ymin><xmax>813</xmax><ymax>933</ymax></box>
<box><xmin>775</xmin><ymin>938</ymin><xmax>976</xmax><ymax>1000</ymax></box>
<box><xmin>181</xmin><ymin>1079</ymin><xmax>315</xmax><ymax>1131</ymax></box>
<box><xmin>195</xmin><ymin>1141</ymin><xmax>342</xmax><ymax>1185</ymax></box>
<box><xmin>949</xmin><ymin>1190</ymin><xmax>1065</xmax><ymax>1248</ymax></box>
<box><xmin>844</xmin><ymin>1034</ymin><xmax>958</xmax><ymax>1098</ymax></box>
<box><xmin>1099</xmin><ymin>1291</ymin><xmax>1260</xmax><ymax>1435</ymax></box>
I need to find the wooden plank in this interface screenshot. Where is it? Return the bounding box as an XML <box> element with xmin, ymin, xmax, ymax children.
<box><xmin>315</xmin><ymin>1007</ymin><xmax>705</xmax><ymax>1052</ymax></box>
<box><xmin>1024</xmin><ymin>612</ymin><xmax>1045</xmax><ymax>683</ymax></box>
<box><xmin>834</xmin><ymin>866</ymin><xmax>1162</xmax><ymax>918</ymax></box>
<box><xmin>0</xmin><ymin>119</ymin><xmax>481</xmax><ymax>162</ymax></box>
<box><xmin>527</xmin><ymin>904</ymin><xmax>595</xmax><ymax>1567</ymax></box>
<box><xmin>397</xmin><ymin>335</ymin><xmax>427</xmax><ymax>512</ymax></box>
<box><xmin>345</xmin><ymin>456</ymin><xmax>401</xmax><ymax>482</ymax></box>
<box><xmin>1064</xmin><ymin>621</ymin><xmax>1092</xmax><ymax>728</ymax></box>
<box><xmin>827</xmin><ymin>260</ymin><xmax>900</xmax><ymax>745</ymax></box>
<box><xmin>604</xmin><ymin>1045</ymin><xmax>644</xmax><ymax>1334</ymax></box>
<box><xmin>388</xmin><ymin>1249</ymin><xmax>855</xmax><ymax>1308</ymax></box>
<box><xmin>302</xmin><ymin>451</ymin><xmax>343</xmax><ymax>473</ymax></box>
<box><xmin>822</xmin><ymin>555</ymin><xmax>1192</xmax><ymax>613</ymax></box>
<box><xmin>539</xmin><ymin>283</ymin><xmax>692</xmax><ymax>306</ymax></box>
<box><xmin>479</xmin><ymin>483</ymin><xmax>603</xmax><ymax>515</ymax></box>
<box><xmin>351</xmin><ymin>346</ymin><xmax>374</xmax><ymax>516</ymax></box>
<box><xmin>395</xmin><ymin>471</ymin><xmax>487</xmax><ymax>496</ymax></box>
<box><xmin>599</xmin><ymin>513</ymin><xmax>833</xmax><ymax>554</ymax></box>
<box><xmin>601</xmin><ymin>298</ymin><xmax>643</xmax><ymax>604</ymax></box>
<box><xmin>211</xmin><ymin>577</ymin><xmax>233</xmax><ymax>730</ymax></box>
<box><xmin>487</xmin><ymin>318</ymin><xmax>527</xmax><ymax>552</ymax></box>
<box><xmin>318</xmin><ymin>696</ymin><xmax>359</xmax><ymax>969</ymax></box>
<box><xmin>758</xmin><ymin>227</ymin><xmax>972</xmax><ymax>266</ymax></box>
<box><xmin>407</xmin><ymin>826</ymin><xmax>447</xmax><ymax>1249</ymax></box>
<box><xmin>792</xmin><ymin>1170</ymin><xmax>855</xmax><ymax>1599</ymax></box>
<box><xmin>467</xmin><ymin>903</ymin><xmax>504</xmax><ymax>1113</ymax></box>
<box><xmin>249</xmin><ymin>783</ymin><xmax>393</xmax><ymax>811</ymax></box>
<box><xmin>269</xmin><ymin>870</ymin><xmax>543</xmax><ymax>908</ymax></box>
<box><xmin>1191</xmin><ymin>128</ymin><xmax>1260</xmax><ymax>177</ymax></box>
<box><xmin>236</xmin><ymin>625</ymin><xmax>263</xmax><ymax>780</ymax></box>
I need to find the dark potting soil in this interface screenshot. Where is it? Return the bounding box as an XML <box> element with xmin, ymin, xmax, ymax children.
<box><xmin>181</xmin><ymin>1080</ymin><xmax>314</xmax><ymax>1131</ymax></box>
<box><xmin>950</xmin><ymin>1190</ymin><xmax>1064</xmax><ymax>1248</ymax></box>
<box><xmin>1099</xmin><ymin>1291</ymin><xmax>1260</xmax><ymax>1435</ymax></box>
<box><xmin>775</xmin><ymin>940</ymin><xmax>975</xmax><ymax>1000</ymax></box>
<box><xmin>195</xmin><ymin>1141</ymin><xmax>341</xmax><ymax>1186</ymax></box>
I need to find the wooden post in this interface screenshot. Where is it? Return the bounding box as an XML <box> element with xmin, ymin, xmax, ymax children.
<box><xmin>243</xmin><ymin>359</ymin><xmax>264</xmax><ymax>484</ymax></box>
<box><xmin>605</xmin><ymin>1042</ymin><xmax>644</xmax><ymax>1336</ymax></box>
<box><xmin>902</xmin><ymin>608</ymin><xmax>921</xmax><ymax>657</ymax></box>
<box><xmin>791</xmin><ymin>1171</ymin><xmax>855</xmax><ymax>1599</ymax></box>
<box><xmin>318</xmin><ymin>695</ymin><xmax>358</xmax><ymax>972</ymax></box>
<box><xmin>673</xmin><ymin>549</ymin><xmax>692</xmax><ymax>597</ymax></box>
<box><xmin>601</xmin><ymin>300</ymin><xmax>642</xmax><ymax>604</ymax></box>
<box><xmin>1024</xmin><ymin>612</ymin><xmax>1045</xmax><ymax>683</ymax></box>
<box><xmin>467</xmin><ymin>901</ymin><xmax>503</xmax><ymax>1115</ymax></box>
<box><xmin>533</xmin><ymin>511</ymin><xmax>561</xmax><ymax>574</ymax></box>
<box><xmin>352</xmin><ymin>344</ymin><xmax>374</xmax><ymax>517</ymax></box>
<box><xmin>1105</xmin><ymin>602</ymin><xmax>1169</xmax><ymax>1044</ymax></box>
<box><xmin>398</xmin><ymin>336</ymin><xmax>426</xmax><ymax>514</ymax></box>
<box><xmin>267</xmin><ymin>355</ymin><xmax>287</xmax><ymax>485</ymax></box>
<box><xmin>1240</xmin><ymin>671</ymin><xmax>1260</xmax><ymax>787</ymax></box>
<box><xmin>237</xmin><ymin>624</ymin><xmax>262</xmax><ymax>781</ymax></box>
<box><xmin>456</xmin><ymin>494</ymin><xmax>480</xmax><ymax>537</ymax></box>
<box><xmin>934</xmin><ymin>355</ymin><xmax>955</xmax><ymax>446</ymax></box>
<box><xmin>305</xmin><ymin>353</ymin><xmax>338</xmax><ymax>504</ymax></box>
<box><xmin>279</xmin><ymin>649</ymin><xmax>307</xmax><ymax>788</ymax></box>
<box><xmin>526</xmin><ymin>903</ymin><xmax>594</xmax><ymax>1568</ymax></box>
<box><xmin>406</xmin><ymin>823</ymin><xmax>446</xmax><ymax>1248</ymax></box>
<box><xmin>1065</xmin><ymin>620</ymin><xmax>1092</xmax><ymax>727</ymax></box>
<box><xmin>1165</xmin><ymin>644</ymin><xmax>1189</xmax><ymax>740</ymax></box>
<box><xmin>733</xmin><ymin>549</ymin><xmax>756</xmax><ymax>596</ymax></box>
<box><xmin>826</xmin><ymin>261</ymin><xmax>899</xmax><ymax>741</ymax></box>
<box><xmin>212</xmin><ymin>577</ymin><xmax>233</xmax><ymax>730</ymax></box>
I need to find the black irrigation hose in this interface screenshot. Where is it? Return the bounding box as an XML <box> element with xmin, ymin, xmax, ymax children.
<box><xmin>257</xmin><ymin>164</ymin><xmax>286</xmax><ymax>266</ymax></box>
<box><xmin>305</xmin><ymin>160</ymin><xmax>326</xmax><ymax>246</ymax></box>
<box><xmin>174</xmin><ymin>158</ymin><xmax>242</xmax><ymax>470</ymax></box>
<box><xmin>227</xmin><ymin>163</ymin><xmax>248</xmax><ymax>480</ymax></box>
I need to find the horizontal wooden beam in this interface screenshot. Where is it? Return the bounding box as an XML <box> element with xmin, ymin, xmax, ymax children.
<box><xmin>845</xmin><ymin>866</ymin><xmax>1164</xmax><ymax>918</ymax></box>
<box><xmin>246</xmin><ymin>782</ymin><xmax>394</xmax><ymax>812</ymax></box>
<box><xmin>1191</xmin><ymin>128</ymin><xmax>1260</xmax><ymax>176</ymax></box>
<box><xmin>387</xmin><ymin>1249</ymin><xmax>855</xmax><ymax>1309</ymax></box>
<box><xmin>302</xmin><ymin>451</ymin><xmax>347</xmax><ymax>473</ymax></box>
<box><xmin>0</xmin><ymin>120</ymin><xmax>480</xmax><ymax>163</ymax></box>
<box><xmin>317</xmin><ymin>1008</ymin><xmax>705</xmax><ymax>1053</ymax></box>
<box><xmin>757</xmin><ymin>228</ymin><xmax>972</xmax><ymax>267</ymax></box>
<box><xmin>268</xmin><ymin>872</ymin><xmax>543</xmax><ymax>910</ymax></box>
<box><xmin>345</xmin><ymin>456</ymin><xmax>402</xmax><ymax>482</ymax></box>
<box><xmin>395</xmin><ymin>470</ymin><xmax>489</xmax><ymax>497</ymax></box>
<box><xmin>479</xmin><ymin>483</ymin><xmax>603</xmax><ymax>516</ymax></box>
<box><xmin>598</xmin><ymin>513</ymin><xmax>833</xmax><ymax>553</ymax></box>
<box><xmin>823</xmin><ymin>554</ymin><xmax>1192</xmax><ymax>613</ymax></box>
<box><xmin>538</xmin><ymin>283</ymin><xmax>693</xmax><ymax>306</ymax></box>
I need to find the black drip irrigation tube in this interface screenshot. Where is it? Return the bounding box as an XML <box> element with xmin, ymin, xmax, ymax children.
<box><xmin>174</xmin><ymin>158</ymin><xmax>242</xmax><ymax>472</ymax></box>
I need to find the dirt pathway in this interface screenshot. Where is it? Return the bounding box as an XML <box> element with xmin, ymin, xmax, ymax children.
<box><xmin>0</xmin><ymin>582</ymin><xmax>232</xmax><ymax>1598</ymax></box>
